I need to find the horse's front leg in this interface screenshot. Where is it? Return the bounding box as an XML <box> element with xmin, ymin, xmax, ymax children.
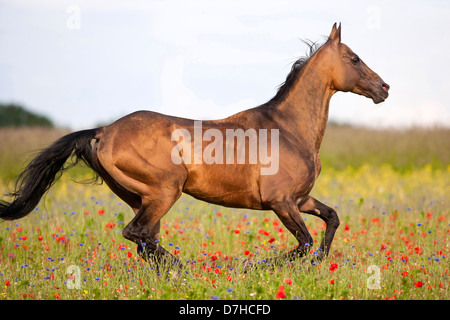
<box><xmin>241</xmin><ymin>200</ymin><xmax>313</xmax><ymax>271</ymax></box>
<box><xmin>298</xmin><ymin>196</ymin><xmax>340</xmax><ymax>260</ymax></box>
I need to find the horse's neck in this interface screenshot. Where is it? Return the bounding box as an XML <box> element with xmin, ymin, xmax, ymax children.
<box><xmin>276</xmin><ymin>55</ymin><xmax>336</xmax><ymax>153</ymax></box>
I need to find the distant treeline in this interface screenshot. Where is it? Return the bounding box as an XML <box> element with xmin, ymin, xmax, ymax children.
<box><xmin>0</xmin><ymin>103</ymin><xmax>53</xmax><ymax>127</ymax></box>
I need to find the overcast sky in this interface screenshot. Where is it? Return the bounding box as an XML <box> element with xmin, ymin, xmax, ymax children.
<box><xmin>1</xmin><ymin>0</ymin><xmax>449</xmax><ymax>129</ymax></box>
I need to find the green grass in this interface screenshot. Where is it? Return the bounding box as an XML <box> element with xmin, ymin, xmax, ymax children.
<box><xmin>0</xmin><ymin>127</ymin><xmax>449</xmax><ymax>300</ymax></box>
<box><xmin>320</xmin><ymin>124</ymin><xmax>450</xmax><ymax>171</ymax></box>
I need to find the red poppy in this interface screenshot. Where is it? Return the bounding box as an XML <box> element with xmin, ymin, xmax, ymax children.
<box><xmin>105</xmin><ymin>222</ymin><xmax>116</xmax><ymax>230</ymax></box>
<box><xmin>414</xmin><ymin>281</ymin><xmax>424</xmax><ymax>288</ymax></box>
<box><xmin>275</xmin><ymin>285</ymin><xmax>286</xmax><ymax>299</ymax></box>
<box><xmin>284</xmin><ymin>278</ymin><xmax>292</xmax><ymax>285</ymax></box>
<box><xmin>330</xmin><ymin>279</ymin><xmax>335</xmax><ymax>285</ymax></box>
<box><xmin>329</xmin><ymin>263</ymin><xmax>338</xmax><ymax>271</ymax></box>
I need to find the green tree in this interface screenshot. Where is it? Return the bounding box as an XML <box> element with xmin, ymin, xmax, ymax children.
<box><xmin>0</xmin><ymin>103</ymin><xmax>53</xmax><ymax>127</ymax></box>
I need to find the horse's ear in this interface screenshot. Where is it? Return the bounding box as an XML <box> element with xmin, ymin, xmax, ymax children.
<box><xmin>328</xmin><ymin>22</ymin><xmax>341</xmax><ymax>45</ymax></box>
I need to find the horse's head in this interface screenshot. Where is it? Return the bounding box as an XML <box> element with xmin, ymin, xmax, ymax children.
<box><xmin>325</xmin><ymin>23</ymin><xmax>389</xmax><ymax>104</ymax></box>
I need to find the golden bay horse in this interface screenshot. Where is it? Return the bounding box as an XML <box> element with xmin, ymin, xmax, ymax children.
<box><xmin>1</xmin><ymin>23</ymin><xmax>389</xmax><ymax>269</ymax></box>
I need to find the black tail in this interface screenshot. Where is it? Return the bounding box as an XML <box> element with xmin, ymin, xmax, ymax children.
<box><xmin>0</xmin><ymin>129</ymin><xmax>99</xmax><ymax>221</ymax></box>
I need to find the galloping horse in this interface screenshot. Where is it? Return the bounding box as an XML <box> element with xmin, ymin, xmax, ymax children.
<box><xmin>0</xmin><ymin>23</ymin><xmax>389</xmax><ymax>269</ymax></box>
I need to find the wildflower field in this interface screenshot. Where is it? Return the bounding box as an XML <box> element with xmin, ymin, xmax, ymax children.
<box><xmin>0</xmin><ymin>126</ymin><xmax>449</xmax><ymax>300</ymax></box>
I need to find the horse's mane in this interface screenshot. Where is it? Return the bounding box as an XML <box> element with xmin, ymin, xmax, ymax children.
<box><xmin>266</xmin><ymin>39</ymin><xmax>326</xmax><ymax>107</ymax></box>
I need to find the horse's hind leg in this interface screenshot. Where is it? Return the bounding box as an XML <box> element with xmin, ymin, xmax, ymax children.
<box><xmin>122</xmin><ymin>191</ymin><xmax>182</xmax><ymax>273</ymax></box>
<box><xmin>92</xmin><ymin>141</ymin><xmax>142</xmax><ymax>213</ymax></box>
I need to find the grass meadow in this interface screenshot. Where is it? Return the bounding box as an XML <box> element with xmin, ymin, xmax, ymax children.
<box><xmin>0</xmin><ymin>125</ymin><xmax>449</xmax><ymax>300</ymax></box>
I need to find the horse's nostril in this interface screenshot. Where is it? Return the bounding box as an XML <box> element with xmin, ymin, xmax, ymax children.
<box><xmin>382</xmin><ymin>83</ymin><xmax>390</xmax><ymax>92</ymax></box>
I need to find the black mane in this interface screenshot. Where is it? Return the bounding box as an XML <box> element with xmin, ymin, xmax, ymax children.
<box><xmin>267</xmin><ymin>39</ymin><xmax>325</xmax><ymax>106</ymax></box>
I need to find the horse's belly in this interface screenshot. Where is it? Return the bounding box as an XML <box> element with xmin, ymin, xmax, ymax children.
<box><xmin>182</xmin><ymin>164</ymin><xmax>263</xmax><ymax>210</ymax></box>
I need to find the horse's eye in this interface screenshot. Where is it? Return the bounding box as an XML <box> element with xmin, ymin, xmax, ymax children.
<box><xmin>351</xmin><ymin>56</ymin><xmax>360</xmax><ymax>65</ymax></box>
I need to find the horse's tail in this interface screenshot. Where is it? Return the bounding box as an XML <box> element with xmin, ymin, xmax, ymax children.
<box><xmin>0</xmin><ymin>129</ymin><xmax>100</xmax><ymax>221</ymax></box>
